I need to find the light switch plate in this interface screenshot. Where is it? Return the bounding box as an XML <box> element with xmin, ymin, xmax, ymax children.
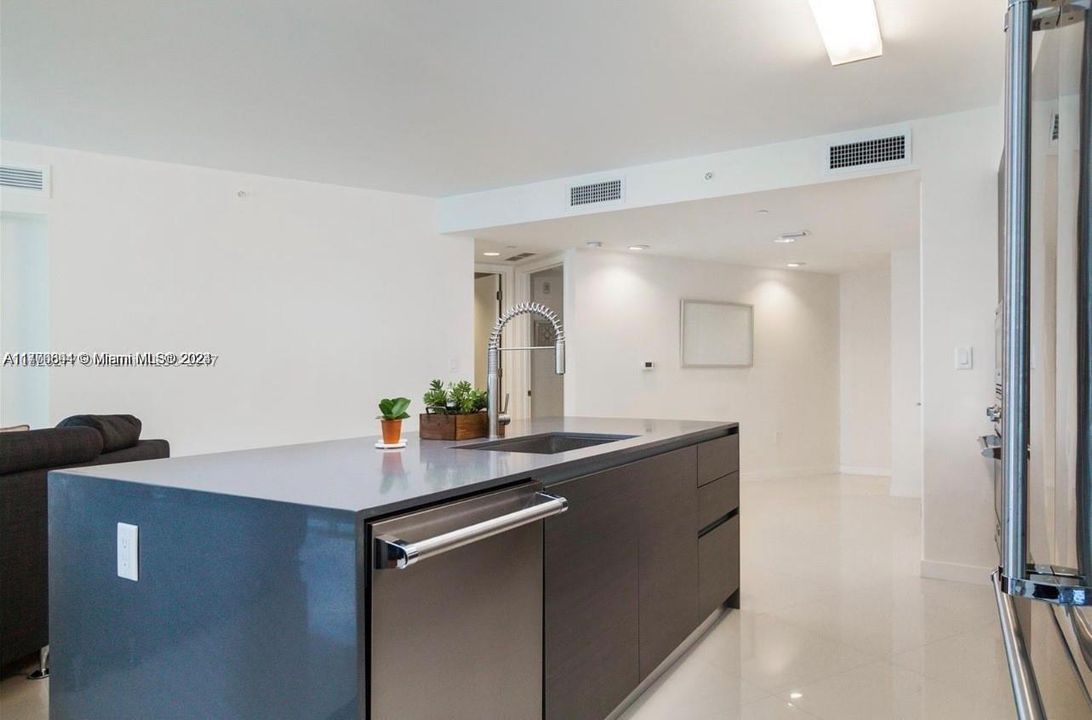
<box><xmin>117</xmin><ymin>522</ymin><xmax>139</xmax><ymax>581</ymax></box>
<box><xmin>955</xmin><ymin>346</ymin><xmax>974</xmax><ymax>370</ymax></box>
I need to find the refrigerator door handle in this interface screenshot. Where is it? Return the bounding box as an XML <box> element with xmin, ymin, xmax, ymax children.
<box><xmin>995</xmin><ymin>572</ymin><xmax>1043</xmax><ymax>716</ymax></box>
<box><xmin>994</xmin><ymin>570</ymin><xmax>1047</xmax><ymax>720</ymax></box>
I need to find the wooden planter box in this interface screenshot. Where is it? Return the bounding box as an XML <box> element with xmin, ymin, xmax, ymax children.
<box><xmin>419</xmin><ymin>412</ymin><xmax>488</xmax><ymax>441</ymax></box>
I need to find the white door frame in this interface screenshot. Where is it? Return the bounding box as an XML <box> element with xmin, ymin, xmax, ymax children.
<box><xmin>510</xmin><ymin>252</ymin><xmax>567</xmax><ymax>420</ymax></box>
<box><xmin>473</xmin><ymin>262</ymin><xmax>517</xmax><ymax>415</ymax></box>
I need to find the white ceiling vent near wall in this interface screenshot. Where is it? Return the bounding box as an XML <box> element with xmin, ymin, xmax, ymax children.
<box><xmin>569</xmin><ymin>178</ymin><xmax>624</xmax><ymax>208</ymax></box>
<box><xmin>0</xmin><ymin>164</ymin><xmax>51</xmax><ymax>196</ymax></box>
<box><xmin>825</xmin><ymin>130</ymin><xmax>911</xmax><ymax>175</ymax></box>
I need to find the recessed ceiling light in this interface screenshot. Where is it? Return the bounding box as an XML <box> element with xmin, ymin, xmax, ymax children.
<box><xmin>757</xmin><ymin>209</ymin><xmax>770</xmax><ymax>215</ymax></box>
<box><xmin>629</xmin><ymin>245</ymin><xmax>649</xmax><ymax>251</ymax></box>
<box><xmin>787</xmin><ymin>262</ymin><xmax>806</xmax><ymax>268</ymax></box>
<box><xmin>776</xmin><ymin>230</ymin><xmax>810</xmax><ymax>244</ymax></box>
<box><xmin>789</xmin><ymin>692</ymin><xmax>804</xmax><ymax>700</ymax></box>
<box><xmin>482</xmin><ymin>251</ymin><xmax>500</xmax><ymax>257</ymax></box>
<box><xmin>808</xmin><ymin>0</ymin><xmax>883</xmax><ymax>66</ymax></box>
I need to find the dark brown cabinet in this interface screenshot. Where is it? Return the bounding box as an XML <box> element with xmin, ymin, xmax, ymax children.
<box><xmin>544</xmin><ymin>430</ymin><xmax>739</xmax><ymax>720</ymax></box>
<box><xmin>697</xmin><ymin>429</ymin><xmax>741</xmax><ymax>614</ymax></box>
<box><xmin>637</xmin><ymin>447</ymin><xmax>698</xmax><ymax>679</ymax></box>
<box><xmin>698</xmin><ymin>515</ymin><xmax>740</xmax><ymax>617</ymax></box>
<box><xmin>698</xmin><ymin>471</ymin><xmax>739</xmax><ymax>531</ymax></box>
<box><xmin>697</xmin><ymin>433</ymin><xmax>739</xmax><ymax>485</ymax></box>
<box><xmin>544</xmin><ymin>462</ymin><xmax>640</xmax><ymax>720</ymax></box>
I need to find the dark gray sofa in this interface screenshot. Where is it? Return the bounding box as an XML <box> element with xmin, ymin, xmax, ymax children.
<box><xmin>0</xmin><ymin>419</ymin><xmax>169</xmax><ymax>674</ymax></box>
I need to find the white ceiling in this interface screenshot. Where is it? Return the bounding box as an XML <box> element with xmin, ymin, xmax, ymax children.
<box><xmin>473</xmin><ymin>172</ymin><xmax>921</xmax><ymax>274</ymax></box>
<box><xmin>1</xmin><ymin>1</ymin><xmax>1002</xmax><ymax>197</ymax></box>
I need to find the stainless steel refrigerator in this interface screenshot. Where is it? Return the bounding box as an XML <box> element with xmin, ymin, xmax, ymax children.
<box><xmin>994</xmin><ymin>1</ymin><xmax>1092</xmax><ymax>717</ymax></box>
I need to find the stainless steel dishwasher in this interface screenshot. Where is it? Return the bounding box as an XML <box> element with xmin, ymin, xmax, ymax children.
<box><xmin>368</xmin><ymin>483</ymin><xmax>567</xmax><ymax>720</ymax></box>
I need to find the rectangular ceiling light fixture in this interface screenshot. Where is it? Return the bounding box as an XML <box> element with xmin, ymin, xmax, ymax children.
<box><xmin>807</xmin><ymin>0</ymin><xmax>883</xmax><ymax>66</ymax></box>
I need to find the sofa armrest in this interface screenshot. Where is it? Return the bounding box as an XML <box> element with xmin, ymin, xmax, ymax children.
<box><xmin>94</xmin><ymin>439</ymin><xmax>171</xmax><ymax>466</ymax></box>
<box><xmin>0</xmin><ymin>427</ymin><xmax>103</xmax><ymax>475</ymax></box>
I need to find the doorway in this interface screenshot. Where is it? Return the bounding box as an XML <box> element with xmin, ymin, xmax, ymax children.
<box><xmin>529</xmin><ymin>266</ymin><xmax>564</xmax><ymax>418</ymax></box>
<box><xmin>473</xmin><ymin>272</ymin><xmax>501</xmax><ymax>391</ymax></box>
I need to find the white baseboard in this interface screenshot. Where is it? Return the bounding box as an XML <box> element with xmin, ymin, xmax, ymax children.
<box><xmin>840</xmin><ymin>465</ymin><xmax>892</xmax><ymax>477</ymax></box>
<box><xmin>742</xmin><ymin>466</ymin><xmax>840</xmax><ymax>481</ymax></box>
<box><xmin>920</xmin><ymin>559</ymin><xmax>994</xmax><ymax>585</ymax></box>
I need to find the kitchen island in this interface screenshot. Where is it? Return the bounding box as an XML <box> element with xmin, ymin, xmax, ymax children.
<box><xmin>48</xmin><ymin>417</ymin><xmax>739</xmax><ymax>720</ymax></box>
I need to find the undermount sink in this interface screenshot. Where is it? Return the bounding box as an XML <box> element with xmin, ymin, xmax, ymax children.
<box><xmin>458</xmin><ymin>432</ymin><xmax>635</xmax><ymax>455</ymax></box>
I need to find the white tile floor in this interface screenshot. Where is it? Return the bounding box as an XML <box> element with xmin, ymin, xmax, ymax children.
<box><xmin>1</xmin><ymin>474</ymin><xmax>1085</xmax><ymax>719</ymax></box>
<box><xmin>619</xmin><ymin>474</ymin><xmax>1088</xmax><ymax>720</ymax></box>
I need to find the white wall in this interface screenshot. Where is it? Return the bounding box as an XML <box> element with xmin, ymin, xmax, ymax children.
<box><xmin>839</xmin><ymin>264</ymin><xmax>892</xmax><ymax>475</ymax></box>
<box><xmin>566</xmin><ymin>250</ymin><xmax>840</xmax><ymax>479</ymax></box>
<box><xmin>890</xmin><ymin>246</ymin><xmax>923</xmax><ymax>498</ymax></box>
<box><xmin>0</xmin><ymin>212</ymin><xmax>51</xmax><ymax>428</ymax></box>
<box><xmin>915</xmin><ymin>110</ymin><xmax>1003</xmax><ymax>582</ymax></box>
<box><xmin>0</xmin><ymin>141</ymin><xmax>473</xmax><ymax>456</ymax></box>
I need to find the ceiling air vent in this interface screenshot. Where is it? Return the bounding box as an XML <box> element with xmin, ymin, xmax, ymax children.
<box><xmin>826</xmin><ymin>132</ymin><xmax>910</xmax><ymax>173</ymax></box>
<box><xmin>1051</xmin><ymin>112</ymin><xmax>1060</xmax><ymax>143</ymax></box>
<box><xmin>569</xmin><ymin>178</ymin><xmax>623</xmax><ymax>207</ymax></box>
<box><xmin>505</xmin><ymin>252</ymin><xmax>537</xmax><ymax>262</ymax></box>
<box><xmin>0</xmin><ymin>164</ymin><xmax>50</xmax><ymax>195</ymax></box>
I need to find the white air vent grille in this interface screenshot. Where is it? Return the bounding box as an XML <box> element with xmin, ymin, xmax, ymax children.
<box><xmin>0</xmin><ymin>164</ymin><xmax>49</xmax><ymax>194</ymax></box>
<box><xmin>570</xmin><ymin>179</ymin><xmax>622</xmax><ymax>207</ymax></box>
<box><xmin>505</xmin><ymin>252</ymin><xmax>537</xmax><ymax>262</ymax></box>
<box><xmin>1051</xmin><ymin>113</ymin><xmax>1060</xmax><ymax>142</ymax></box>
<box><xmin>829</xmin><ymin>135</ymin><xmax>907</xmax><ymax>170</ymax></box>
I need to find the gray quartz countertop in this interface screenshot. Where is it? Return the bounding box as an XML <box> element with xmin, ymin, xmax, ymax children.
<box><xmin>53</xmin><ymin>417</ymin><xmax>737</xmax><ymax>517</ymax></box>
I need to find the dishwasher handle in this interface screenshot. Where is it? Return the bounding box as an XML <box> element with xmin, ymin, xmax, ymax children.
<box><xmin>375</xmin><ymin>491</ymin><xmax>567</xmax><ymax>569</ymax></box>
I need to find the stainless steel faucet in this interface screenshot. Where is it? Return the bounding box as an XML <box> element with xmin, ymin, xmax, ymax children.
<box><xmin>487</xmin><ymin>302</ymin><xmax>565</xmax><ymax>438</ymax></box>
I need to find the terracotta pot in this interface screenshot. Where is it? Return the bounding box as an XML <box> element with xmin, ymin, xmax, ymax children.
<box><xmin>380</xmin><ymin>418</ymin><xmax>403</xmax><ymax>445</ymax></box>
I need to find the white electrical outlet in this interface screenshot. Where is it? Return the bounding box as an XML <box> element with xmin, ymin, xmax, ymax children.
<box><xmin>117</xmin><ymin>522</ymin><xmax>139</xmax><ymax>581</ymax></box>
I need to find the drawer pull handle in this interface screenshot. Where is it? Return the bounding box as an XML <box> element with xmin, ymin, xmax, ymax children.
<box><xmin>375</xmin><ymin>492</ymin><xmax>568</xmax><ymax>569</ymax></box>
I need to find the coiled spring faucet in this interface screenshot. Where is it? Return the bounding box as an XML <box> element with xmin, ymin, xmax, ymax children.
<box><xmin>487</xmin><ymin>302</ymin><xmax>566</xmax><ymax>438</ymax></box>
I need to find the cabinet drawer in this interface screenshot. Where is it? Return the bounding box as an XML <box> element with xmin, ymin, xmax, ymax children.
<box><xmin>697</xmin><ymin>433</ymin><xmax>739</xmax><ymax>486</ymax></box>
<box><xmin>698</xmin><ymin>515</ymin><xmax>740</xmax><ymax>618</ymax></box>
<box><xmin>698</xmin><ymin>472</ymin><xmax>739</xmax><ymax>532</ymax></box>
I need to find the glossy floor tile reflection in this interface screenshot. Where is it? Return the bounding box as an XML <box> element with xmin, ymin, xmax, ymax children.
<box><xmin>0</xmin><ymin>660</ymin><xmax>47</xmax><ymax>720</ymax></box>
<box><xmin>620</xmin><ymin>474</ymin><xmax>1087</xmax><ymax>720</ymax></box>
<box><xmin>1</xmin><ymin>474</ymin><xmax>1086</xmax><ymax>720</ymax></box>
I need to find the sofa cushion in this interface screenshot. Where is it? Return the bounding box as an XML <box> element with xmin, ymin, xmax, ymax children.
<box><xmin>0</xmin><ymin>424</ymin><xmax>30</xmax><ymax>432</ymax></box>
<box><xmin>0</xmin><ymin>427</ymin><xmax>103</xmax><ymax>475</ymax></box>
<box><xmin>57</xmin><ymin>414</ymin><xmax>142</xmax><ymax>453</ymax></box>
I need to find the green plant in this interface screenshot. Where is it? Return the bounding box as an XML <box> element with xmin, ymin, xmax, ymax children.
<box><xmin>423</xmin><ymin>379</ymin><xmax>449</xmax><ymax>411</ymax></box>
<box><xmin>449</xmin><ymin>381</ymin><xmax>487</xmax><ymax>414</ymax></box>
<box><xmin>422</xmin><ymin>380</ymin><xmax>487</xmax><ymax>414</ymax></box>
<box><xmin>377</xmin><ymin>397</ymin><xmax>411</xmax><ymax>421</ymax></box>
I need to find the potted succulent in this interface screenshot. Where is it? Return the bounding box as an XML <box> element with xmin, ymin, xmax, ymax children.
<box><xmin>419</xmin><ymin>379</ymin><xmax>489</xmax><ymax>440</ymax></box>
<box><xmin>377</xmin><ymin>397</ymin><xmax>411</xmax><ymax>445</ymax></box>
